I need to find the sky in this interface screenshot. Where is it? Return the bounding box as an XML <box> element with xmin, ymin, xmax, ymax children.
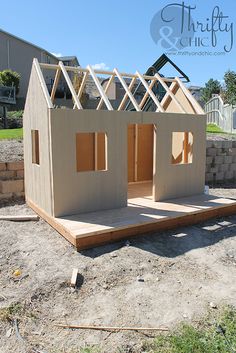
<box><xmin>1</xmin><ymin>0</ymin><xmax>235</xmax><ymax>87</ymax></box>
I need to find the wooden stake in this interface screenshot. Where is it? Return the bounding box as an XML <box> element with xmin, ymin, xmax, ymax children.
<box><xmin>55</xmin><ymin>323</ymin><xmax>169</xmax><ymax>332</ymax></box>
<box><xmin>0</xmin><ymin>215</ymin><xmax>39</xmax><ymax>221</ymax></box>
<box><xmin>70</xmin><ymin>268</ymin><xmax>78</xmax><ymax>287</ymax></box>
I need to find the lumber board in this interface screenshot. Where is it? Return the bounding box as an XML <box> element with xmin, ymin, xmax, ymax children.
<box><xmin>74</xmin><ymin>202</ymin><xmax>236</xmax><ymax>250</ymax></box>
<box><xmin>0</xmin><ymin>215</ymin><xmax>39</xmax><ymax>221</ymax></box>
<box><xmin>70</xmin><ymin>268</ymin><xmax>78</xmax><ymax>287</ymax></box>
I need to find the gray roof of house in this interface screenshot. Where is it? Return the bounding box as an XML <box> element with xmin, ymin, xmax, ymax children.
<box><xmin>60</xmin><ymin>56</ymin><xmax>78</xmax><ymax>61</ymax></box>
<box><xmin>0</xmin><ymin>29</ymin><xmax>59</xmax><ymax>61</ymax></box>
<box><xmin>59</xmin><ymin>56</ymin><xmax>80</xmax><ymax>66</ymax></box>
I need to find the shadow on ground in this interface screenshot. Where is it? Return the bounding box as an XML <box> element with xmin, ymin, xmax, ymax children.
<box><xmin>81</xmin><ymin>215</ymin><xmax>236</xmax><ymax>259</ymax></box>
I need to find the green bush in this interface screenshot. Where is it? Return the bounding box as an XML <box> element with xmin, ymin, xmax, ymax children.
<box><xmin>0</xmin><ymin>69</ymin><xmax>20</xmax><ymax>95</ymax></box>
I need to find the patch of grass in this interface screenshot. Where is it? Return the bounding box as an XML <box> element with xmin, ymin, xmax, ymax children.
<box><xmin>143</xmin><ymin>306</ymin><xmax>236</xmax><ymax>353</ymax></box>
<box><xmin>206</xmin><ymin>124</ymin><xmax>224</xmax><ymax>133</ymax></box>
<box><xmin>0</xmin><ymin>128</ymin><xmax>23</xmax><ymax>139</ymax></box>
<box><xmin>0</xmin><ymin>301</ymin><xmax>37</xmax><ymax>322</ymax></box>
<box><xmin>0</xmin><ymin>302</ymin><xmax>23</xmax><ymax>322</ymax></box>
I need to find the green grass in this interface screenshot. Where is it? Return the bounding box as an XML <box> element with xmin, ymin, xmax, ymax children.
<box><xmin>0</xmin><ymin>302</ymin><xmax>24</xmax><ymax>322</ymax></box>
<box><xmin>206</xmin><ymin>124</ymin><xmax>224</xmax><ymax>133</ymax></box>
<box><xmin>143</xmin><ymin>306</ymin><xmax>236</xmax><ymax>353</ymax></box>
<box><xmin>0</xmin><ymin>128</ymin><xmax>23</xmax><ymax>139</ymax></box>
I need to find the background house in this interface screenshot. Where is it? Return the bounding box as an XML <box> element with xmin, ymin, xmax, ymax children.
<box><xmin>0</xmin><ymin>29</ymin><xmax>79</xmax><ymax>108</ymax></box>
<box><xmin>188</xmin><ymin>86</ymin><xmax>204</xmax><ymax>107</ymax></box>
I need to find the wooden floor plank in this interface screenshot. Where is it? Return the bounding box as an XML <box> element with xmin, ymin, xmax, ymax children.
<box><xmin>27</xmin><ymin>182</ymin><xmax>236</xmax><ymax>251</ymax></box>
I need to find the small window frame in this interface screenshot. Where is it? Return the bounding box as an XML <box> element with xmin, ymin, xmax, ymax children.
<box><xmin>31</xmin><ymin>130</ymin><xmax>40</xmax><ymax>165</ymax></box>
<box><xmin>76</xmin><ymin>132</ymin><xmax>108</xmax><ymax>172</ymax></box>
<box><xmin>171</xmin><ymin>131</ymin><xmax>193</xmax><ymax>165</ymax></box>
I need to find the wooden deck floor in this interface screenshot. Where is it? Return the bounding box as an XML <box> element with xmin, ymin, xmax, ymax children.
<box><xmin>28</xmin><ymin>183</ymin><xmax>236</xmax><ymax>250</ymax></box>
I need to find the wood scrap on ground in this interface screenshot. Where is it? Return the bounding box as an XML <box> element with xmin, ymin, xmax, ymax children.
<box><xmin>55</xmin><ymin>323</ymin><xmax>169</xmax><ymax>332</ymax></box>
<box><xmin>0</xmin><ymin>215</ymin><xmax>39</xmax><ymax>221</ymax></box>
<box><xmin>70</xmin><ymin>268</ymin><xmax>78</xmax><ymax>287</ymax></box>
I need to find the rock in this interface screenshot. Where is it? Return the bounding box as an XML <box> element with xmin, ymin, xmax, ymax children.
<box><xmin>6</xmin><ymin>328</ymin><xmax>12</xmax><ymax>338</ymax></box>
<box><xmin>137</xmin><ymin>276</ymin><xmax>144</xmax><ymax>282</ymax></box>
<box><xmin>210</xmin><ymin>302</ymin><xmax>217</xmax><ymax>309</ymax></box>
<box><xmin>125</xmin><ymin>240</ymin><xmax>130</xmax><ymax>247</ymax></box>
<box><xmin>13</xmin><ymin>269</ymin><xmax>21</xmax><ymax>277</ymax></box>
<box><xmin>183</xmin><ymin>314</ymin><xmax>188</xmax><ymax>318</ymax></box>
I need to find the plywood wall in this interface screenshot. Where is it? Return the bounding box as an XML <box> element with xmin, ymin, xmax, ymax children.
<box><xmin>23</xmin><ymin>65</ymin><xmax>54</xmax><ymax>215</ymax></box>
<box><xmin>147</xmin><ymin>113</ymin><xmax>206</xmax><ymax>201</ymax></box>
<box><xmin>50</xmin><ymin>109</ymin><xmax>128</xmax><ymax>217</ymax></box>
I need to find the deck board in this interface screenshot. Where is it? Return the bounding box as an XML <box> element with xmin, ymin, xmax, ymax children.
<box><xmin>27</xmin><ymin>182</ymin><xmax>236</xmax><ymax>250</ymax></box>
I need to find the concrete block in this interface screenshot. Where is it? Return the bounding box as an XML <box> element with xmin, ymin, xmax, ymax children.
<box><xmin>224</xmin><ymin>171</ymin><xmax>234</xmax><ymax>180</ymax></box>
<box><xmin>206</xmin><ymin>148</ymin><xmax>217</xmax><ymax>157</ymax></box>
<box><xmin>216</xmin><ymin>149</ymin><xmax>226</xmax><ymax>156</ymax></box>
<box><xmin>222</xmin><ymin>141</ymin><xmax>232</xmax><ymax>149</ymax></box>
<box><xmin>0</xmin><ymin>170</ymin><xmax>16</xmax><ymax>179</ymax></box>
<box><xmin>0</xmin><ymin>192</ymin><xmax>13</xmax><ymax>200</ymax></box>
<box><xmin>205</xmin><ymin>173</ymin><xmax>214</xmax><ymax>182</ymax></box>
<box><xmin>0</xmin><ymin>163</ymin><xmax>7</xmax><ymax>171</ymax></box>
<box><xmin>229</xmin><ymin>163</ymin><xmax>236</xmax><ymax>172</ymax></box>
<box><xmin>219</xmin><ymin>164</ymin><xmax>229</xmax><ymax>172</ymax></box>
<box><xmin>233</xmin><ymin>156</ymin><xmax>236</xmax><ymax>163</ymax></box>
<box><xmin>0</xmin><ymin>180</ymin><xmax>24</xmax><ymax>194</ymax></box>
<box><xmin>7</xmin><ymin>161</ymin><xmax>24</xmax><ymax>171</ymax></box>
<box><xmin>206</xmin><ymin>156</ymin><xmax>213</xmax><ymax>165</ymax></box>
<box><xmin>216</xmin><ymin>172</ymin><xmax>224</xmax><ymax>181</ymax></box>
<box><xmin>206</xmin><ymin>140</ymin><xmax>213</xmax><ymax>148</ymax></box>
<box><xmin>210</xmin><ymin>167</ymin><xmax>218</xmax><ymax>173</ymax></box>
<box><xmin>232</xmin><ymin>148</ymin><xmax>236</xmax><ymax>155</ymax></box>
<box><xmin>224</xmin><ymin>156</ymin><xmax>233</xmax><ymax>164</ymax></box>
<box><xmin>212</xmin><ymin>141</ymin><xmax>223</xmax><ymax>148</ymax></box>
<box><xmin>16</xmin><ymin>170</ymin><xmax>24</xmax><ymax>179</ymax></box>
<box><xmin>232</xmin><ymin>141</ymin><xmax>236</xmax><ymax>148</ymax></box>
<box><xmin>13</xmin><ymin>191</ymin><xmax>25</xmax><ymax>198</ymax></box>
<box><xmin>214</xmin><ymin>156</ymin><xmax>224</xmax><ymax>164</ymax></box>
<box><xmin>226</xmin><ymin>148</ymin><xmax>233</xmax><ymax>156</ymax></box>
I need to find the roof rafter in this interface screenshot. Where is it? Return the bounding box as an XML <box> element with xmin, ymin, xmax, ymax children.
<box><xmin>33</xmin><ymin>59</ymin><xmax>204</xmax><ymax>115</ymax></box>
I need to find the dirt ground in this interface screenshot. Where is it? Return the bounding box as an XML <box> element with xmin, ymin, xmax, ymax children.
<box><xmin>0</xmin><ymin>188</ymin><xmax>236</xmax><ymax>353</ymax></box>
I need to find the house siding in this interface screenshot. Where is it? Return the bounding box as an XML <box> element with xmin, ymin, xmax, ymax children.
<box><xmin>0</xmin><ymin>30</ymin><xmax>58</xmax><ymax>99</ymax></box>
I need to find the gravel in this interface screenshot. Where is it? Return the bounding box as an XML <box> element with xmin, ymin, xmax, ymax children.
<box><xmin>207</xmin><ymin>133</ymin><xmax>236</xmax><ymax>141</ymax></box>
<box><xmin>0</xmin><ymin>139</ymin><xmax>23</xmax><ymax>162</ymax></box>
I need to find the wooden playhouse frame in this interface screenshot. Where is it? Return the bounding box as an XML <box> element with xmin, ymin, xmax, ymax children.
<box><xmin>23</xmin><ymin>59</ymin><xmax>236</xmax><ymax>250</ymax></box>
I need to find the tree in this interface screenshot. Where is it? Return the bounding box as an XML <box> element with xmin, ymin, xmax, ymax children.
<box><xmin>201</xmin><ymin>79</ymin><xmax>221</xmax><ymax>104</ymax></box>
<box><xmin>0</xmin><ymin>69</ymin><xmax>20</xmax><ymax>95</ymax></box>
<box><xmin>224</xmin><ymin>70</ymin><xmax>236</xmax><ymax>105</ymax></box>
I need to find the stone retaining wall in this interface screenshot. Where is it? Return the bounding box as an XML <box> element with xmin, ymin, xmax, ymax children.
<box><xmin>0</xmin><ymin>141</ymin><xmax>236</xmax><ymax>201</ymax></box>
<box><xmin>0</xmin><ymin>161</ymin><xmax>24</xmax><ymax>201</ymax></box>
<box><xmin>206</xmin><ymin>140</ymin><xmax>236</xmax><ymax>184</ymax></box>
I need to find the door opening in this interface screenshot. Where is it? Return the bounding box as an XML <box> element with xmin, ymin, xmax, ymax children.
<box><xmin>127</xmin><ymin>124</ymin><xmax>154</xmax><ymax>199</ymax></box>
